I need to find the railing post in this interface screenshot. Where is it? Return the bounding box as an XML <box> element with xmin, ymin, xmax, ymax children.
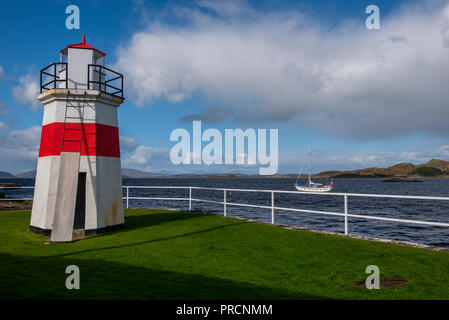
<box><xmin>271</xmin><ymin>191</ymin><xmax>275</xmax><ymax>224</ymax></box>
<box><xmin>189</xmin><ymin>187</ymin><xmax>192</xmax><ymax>211</ymax></box>
<box><xmin>54</xmin><ymin>63</ymin><xmax>57</xmax><ymax>89</ymax></box>
<box><xmin>126</xmin><ymin>186</ymin><xmax>129</xmax><ymax>209</ymax></box>
<box><xmin>65</xmin><ymin>63</ymin><xmax>68</xmax><ymax>89</ymax></box>
<box><xmin>344</xmin><ymin>194</ymin><xmax>348</xmax><ymax>235</ymax></box>
<box><xmin>224</xmin><ymin>189</ymin><xmax>227</xmax><ymax>217</ymax></box>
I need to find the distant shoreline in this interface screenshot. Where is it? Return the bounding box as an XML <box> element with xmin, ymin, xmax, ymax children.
<box><xmin>3</xmin><ymin>175</ymin><xmax>449</xmax><ymax>180</ymax></box>
<box><xmin>2</xmin><ymin>158</ymin><xmax>449</xmax><ymax>179</ymax></box>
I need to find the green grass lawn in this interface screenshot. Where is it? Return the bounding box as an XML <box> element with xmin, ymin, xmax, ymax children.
<box><xmin>1</xmin><ymin>209</ymin><xmax>449</xmax><ymax>299</ymax></box>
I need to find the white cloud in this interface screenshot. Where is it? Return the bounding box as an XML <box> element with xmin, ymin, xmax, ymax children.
<box><xmin>119</xmin><ymin>135</ymin><xmax>139</xmax><ymax>154</ymax></box>
<box><xmin>123</xmin><ymin>145</ymin><xmax>172</xmax><ymax>172</ymax></box>
<box><xmin>0</xmin><ymin>122</ymin><xmax>6</xmax><ymax>131</ymax></box>
<box><xmin>0</xmin><ymin>126</ymin><xmax>41</xmax><ymax>149</ymax></box>
<box><xmin>115</xmin><ymin>0</ymin><xmax>449</xmax><ymax>140</ymax></box>
<box><xmin>128</xmin><ymin>145</ymin><xmax>154</xmax><ymax>165</ymax></box>
<box><xmin>0</xmin><ymin>65</ymin><xmax>6</xmax><ymax>81</ymax></box>
<box><xmin>0</xmin><ymin>99</ymin><xmax>12</xmax><ymax>117</ymax></box>
<box><xmin>197</xmin><ymin>0</ymin><xmax>253</xmax><ymax>17</ymax></box>
<box><xmin>0</xmin><ymin>126</ymin><xmax>41</xmax><ymax>174</ymax></box>
<box><xmin>11</xmin><ymin>73</ymin><xmax>40</xmax><ymax>111</ymax></box>
<box><xmin>439</xmin><ymin>145</ymin><xmax>449</xmax><ymax>157</ymax></box>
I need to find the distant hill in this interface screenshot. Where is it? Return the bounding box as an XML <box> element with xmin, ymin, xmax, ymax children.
<box><xmin>121</xmin><ymin>168</ymin><xmax>163</xmax><ymax>178</ymax></box>
<box><xmin>7</xmin><ymin>159</ymin><xmax>449</xmax><ymax>179</ymax></box>
<box><xmin>11</xmin><ymin>168</ymin><xmax>162</xmax><ymax>179</ymax></box>
<box><xmin>15</xmin><ymin>170</ymin><xmax>37</xmax><ymax>179</ymax></box>
<box><xmin>0</xmin><ymin>171</ymin><xmax>15</xmax><ymax>178</ymax></box>
<box><xmin>314</xmin><ymin>159</ymin><xmax>449</xmax><ymax>178</ymax></box>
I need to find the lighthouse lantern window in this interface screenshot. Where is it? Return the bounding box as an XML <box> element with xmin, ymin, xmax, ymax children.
<box><xmin>91</xmin><ymin>53</ymin><xmax>105</xmax><ymax>91</ymax></box>
<box><xmin>60</xmin><ymin>51</ymin><xmax>68</xmax><ymax>64</ymax></box>
<box><xmin>94</xmin><ymin>54</ymin><xmax>105</xmax><ymax>66</ymax></box>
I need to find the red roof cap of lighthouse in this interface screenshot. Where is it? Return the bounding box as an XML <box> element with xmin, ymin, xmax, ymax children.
<box><xmin>62</xmin><ymin>34</ymin><xmax>106</xmax><ymax>56</ymax></box>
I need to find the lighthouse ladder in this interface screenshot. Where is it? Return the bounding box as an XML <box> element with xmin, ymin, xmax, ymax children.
<box><xmin>60</xmin><ymin>90</ymin><xmax>97</xmax><ymax>159</ymax></box>
<box><xmin>51</xmin><ymin>90</ymin><xmax>93</xmax><ymax>242</ymax></box>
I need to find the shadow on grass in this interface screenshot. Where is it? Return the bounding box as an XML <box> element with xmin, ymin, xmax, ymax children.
<box><xmin>55</xmin><ymin>220</ymin><xmax>250</xmax><ymax>258</ymax></box>
<box><xmin>121</xmin><ymin>210</ymin><xmax>207</xmax><ymax>232</ymax></box>
<box><xmin>0</xmin><ymin>252</ymin><xmax>327</xmax><ymax>300</ymax></box>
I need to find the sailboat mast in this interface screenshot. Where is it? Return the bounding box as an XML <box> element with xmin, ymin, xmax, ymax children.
<box><xmin>308</xmin><ymin>143</ymin><xmax>312</xmax><ymax>185</ymax></box>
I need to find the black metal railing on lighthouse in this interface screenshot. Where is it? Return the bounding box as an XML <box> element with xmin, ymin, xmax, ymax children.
<box><xmin>87</xmin><ymin>64</ymin><xmax>124</xmax><ymax>98</ymax></box>
<box><xmin>40</xmin><ymin>62</ymin><xmax>124</xmax><ymax>99</ymax></box>
<box><xmin>40</xmin><ymin>62</ymin><xmax>68</xmax><ymax>93</ymax></box>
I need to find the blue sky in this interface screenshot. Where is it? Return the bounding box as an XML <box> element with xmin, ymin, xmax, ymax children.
<box><xmin>1</xmin><ymin>0</ymin><xmax>449</xmax><ymax>174</ymax></box>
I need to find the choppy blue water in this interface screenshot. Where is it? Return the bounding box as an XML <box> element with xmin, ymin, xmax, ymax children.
<box><xmin>3</xmin><ymin>177</ymin><xmax>449</xmax><ymax>248</ymax></box>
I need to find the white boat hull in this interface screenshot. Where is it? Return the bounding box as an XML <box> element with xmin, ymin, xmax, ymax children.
<box><xmin>295</xmin><ymin>185</ymin><xmax>332</xmax><ymax>192</ymax></box>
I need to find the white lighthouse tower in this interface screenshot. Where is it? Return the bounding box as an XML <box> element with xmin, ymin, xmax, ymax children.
<box><xmin>30</xmin><ymin>35</ymin><xmax>125</xmax><ymax>242</ymax></box>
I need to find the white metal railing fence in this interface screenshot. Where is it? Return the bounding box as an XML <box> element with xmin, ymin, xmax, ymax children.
<box><xmin>122</xmin><ymin>186</ymin><xmax>449</xmax><ymax>236</ymax></box>
<box><xmin>3</xmin><ymin>185</ymin><xmax>449</xmax><ymax>237</ymax></box>
<box><xmin>0</xmin><ymin>186</ymin><xmax>35</xmax><ymax>201</ymax></box>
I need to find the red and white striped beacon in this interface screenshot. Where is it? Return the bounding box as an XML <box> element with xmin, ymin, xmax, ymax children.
<box><xmin>30</xmin><ymin>35</ymin><xmax>125</xmax><ymax>242</ymax></box>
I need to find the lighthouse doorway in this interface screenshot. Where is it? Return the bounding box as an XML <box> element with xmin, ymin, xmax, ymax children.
<box><xmin>74</xmin><ymin>172</ymin><xmax>86</xmax><ymax>230</ymax></box>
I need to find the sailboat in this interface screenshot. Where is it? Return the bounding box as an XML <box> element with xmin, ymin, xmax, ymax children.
<box><xmin>294</xmin><ymin>143</ymin><xmax>334</xmax><ymax>192</ymax></box>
